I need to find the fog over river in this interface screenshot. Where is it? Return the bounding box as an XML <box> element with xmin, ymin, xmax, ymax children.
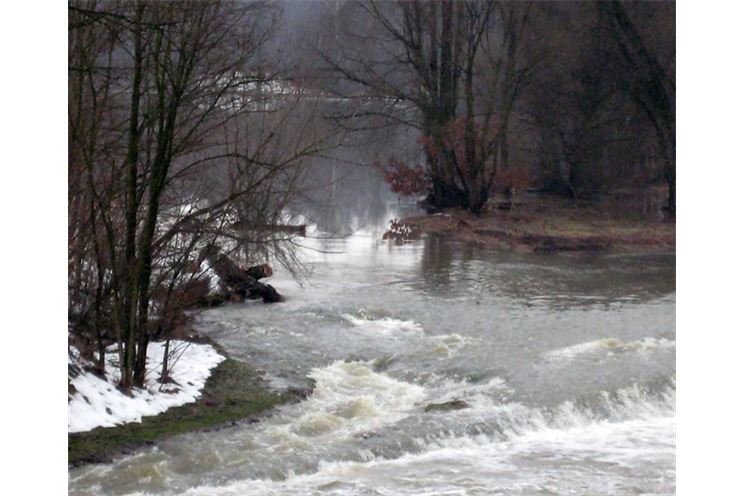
<box><xmin>69</xmin><ymin>199</ymin><xmax>675</xmax><ymax>495</ymax></box>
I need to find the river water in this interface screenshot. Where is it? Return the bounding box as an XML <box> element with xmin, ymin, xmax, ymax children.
<box><xmin>69</xmin><ymin>212</ymin><xmax>675</xmax><ymax>495</ymax></box>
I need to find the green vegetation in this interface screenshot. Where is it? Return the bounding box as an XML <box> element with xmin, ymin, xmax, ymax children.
<box><xmin>69</xmin><ymin>358</ymin><xmax>291</xmax><ymax>467</ymax></box>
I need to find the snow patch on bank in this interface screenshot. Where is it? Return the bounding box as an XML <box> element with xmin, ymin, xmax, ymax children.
<box><xmin>68</xmin><ymin>341</ymin><xmax>225</xmax><ymax>433</ymax></box>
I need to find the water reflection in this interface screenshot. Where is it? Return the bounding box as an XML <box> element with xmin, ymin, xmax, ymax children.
<box><xmin>411</xmin><ymin>235</ymin><xmax>675</xmax><ymax>307</ymax></box>
<box><xmin>419</xmin><ymin>235</ymin><xmax>456</xmax><ymax>290</ymax></box>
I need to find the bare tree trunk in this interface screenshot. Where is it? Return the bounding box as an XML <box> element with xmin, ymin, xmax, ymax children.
<box><xmin>160</xmin><ymin>338</ymin><xmax>171</xmax><ymax>384</ymax></box>
<box><xmin>70</xmin><ymin>0</ymin><xmax>326</xmax><ymax>393</ymax></box>
<box><xmin>601</xmin><ymin>0</ymin><xmax>675</xmax><ymax>217</ymax></box>
<box><xmin>119</xmin><ymin>3</ymin><xmax>146</xmax><ymax>390</ymax></box>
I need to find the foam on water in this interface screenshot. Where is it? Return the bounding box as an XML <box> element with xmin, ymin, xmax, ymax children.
<box><xmin>423</xmin><ymin>375</ymin><xmax>515</xmax><ymax>409</ymax></box>
<box><xmin>545</xmin><ymin>336</ymin><xmax>676</xmax><ymax>364</ymax></box>
<box><xmin>170</xmin><ymin>380</ymin><xmax>675</xmax><ymax>496</ymax></box>
<box><xmin>341</xmin><ymin>312</ymin><xmax>425</xmax><ymax>337</ymax></box>
<box><xmin>428</xmin><ymin>333</ymin><xmax>471</xmax><ymax>357</ymax></box>
<box><xmin>286</xmin><ymin>360</ymin><xmax>427</xmax><ymax>441</ymax></box>
<box><xmin>70</xmin><ymin>366</ymin><xmax>674</xmax><ymax>496</ymax></box>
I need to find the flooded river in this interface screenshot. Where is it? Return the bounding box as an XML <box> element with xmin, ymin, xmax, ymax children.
<box><xmin>69</xmin><ymin>214</ymin><xmax>675</xmax><ymax>495</ymax></box>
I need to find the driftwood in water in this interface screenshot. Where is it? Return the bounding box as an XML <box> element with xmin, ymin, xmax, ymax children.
<box><xmin>200</xmin><ymin>247</ymin><xmax>282</xmax><ymax>303</ymax></box>
<box><xmin>382</xmin><ymin>219</ymin><xmax>420</xmax><ymax>243</ymax></box>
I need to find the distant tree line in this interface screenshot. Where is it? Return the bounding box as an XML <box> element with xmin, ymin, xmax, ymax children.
<box><xmin>309</xmin><ymin>0</ymin><xmax>674</xmax><ymax>215</ymax></box>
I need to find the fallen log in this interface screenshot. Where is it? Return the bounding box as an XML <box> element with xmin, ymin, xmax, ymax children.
<box><xmin>200</xmin><ymin>247</ymin><xmax>283</xmax><ymax>303</ymax></box>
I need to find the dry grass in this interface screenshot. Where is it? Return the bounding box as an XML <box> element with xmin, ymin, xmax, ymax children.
<box><xmin>399</xmin><ymin>193</ymin><xmax>674</xmax><ymax>253</ymax></box>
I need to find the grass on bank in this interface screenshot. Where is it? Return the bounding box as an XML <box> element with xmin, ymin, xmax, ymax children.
<box><xmin>69</xmin><ymin>357</ymin><xmax>290</xmax><ymax>467</ymax></box>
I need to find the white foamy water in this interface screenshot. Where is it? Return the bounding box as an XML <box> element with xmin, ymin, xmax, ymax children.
<box><xmin>341</xmin><ymin>312</ymin><xmax>425</xmax><ymax>337</ymax></box>
<box><xmin>290</xmin><ymin>360</ymin><xmax>426</xmax><ymax>438</ymax></box>
<box><xmin>422</xmin><ymin>375</ymin><xmax>514</xmax><ymax>409</ymax></box>
<box><xmin>176</xmin><ymin>418</ymin><xmax>674</xmax><ymax>496</ymax></box>
<box><xmin>160</xmin><ymin>381</ymin><xmax>675</xmax><ymax>496</ymax></box>
<box><xmin>545</xmin><ymin>337</ymin><xmax>676</xmax><ymax>364</ymax></box>
<box><xmin>428</xmin><ymin>333</ymin><xmax>472</xmax><ymax>358</ymax></box>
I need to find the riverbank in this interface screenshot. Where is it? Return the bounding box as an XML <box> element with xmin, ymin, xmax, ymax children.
<box><xmin>68</xmin><ymin>333</ymin><xmax>298</xmax><ymax>467</ymax></box>
<box><xmin>396</xmin><ymin>193</ymin><xmax>674</xmax><ymax>253</ymax></box>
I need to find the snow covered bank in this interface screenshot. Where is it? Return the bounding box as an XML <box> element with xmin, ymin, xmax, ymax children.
<box><xmin>68</xmin><ymin>341</ymin><xmax>225</xmax><ymax>433</ymax></box>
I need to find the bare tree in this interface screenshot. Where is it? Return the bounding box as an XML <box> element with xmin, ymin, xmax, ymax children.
<box><xmin>516</xmin><ymin>1</ymin><xmax>673</xmax><ymax>207</ymax></box>
<box><xmin>599</xmin><ymin>0</ymin><xmax>675</xmax><ymax>216</ymax></box>
<box><xmin>69</xmin><ymin>0</ymin><xmax>336</xmax><ymax>390</ymax></box>
<box><xmin>322</xmin><ymin>0</ymin><xmax>534</xmax><ymax>214</ymax></box>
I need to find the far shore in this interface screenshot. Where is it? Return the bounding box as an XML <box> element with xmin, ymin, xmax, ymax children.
<box><xmin>392</xmin><ymin>192</ymin><xmax>674</xmax><ymax>254</ymax></box>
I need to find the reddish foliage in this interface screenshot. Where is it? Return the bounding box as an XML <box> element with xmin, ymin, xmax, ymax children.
<box><xmin>375</xmin><ymin>159</ymin><xmax>429</xmax><ymax>197</ymax></box>
<box><xmin>377</xmin><ymin>117</ymin><xmax>533</xmax><ymax>202</ymax></box>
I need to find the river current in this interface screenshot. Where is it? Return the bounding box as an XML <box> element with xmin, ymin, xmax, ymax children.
<box><xmin>69</xmin><ymin>222</ymin><xmax>675</xmax><ymax>495</ymax></box>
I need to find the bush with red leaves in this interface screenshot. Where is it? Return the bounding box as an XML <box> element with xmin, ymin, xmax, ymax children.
<box><xmin>375</xmin><ymin>159</ymin><xmax>429</xmax><ymax>197</ymax></box>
